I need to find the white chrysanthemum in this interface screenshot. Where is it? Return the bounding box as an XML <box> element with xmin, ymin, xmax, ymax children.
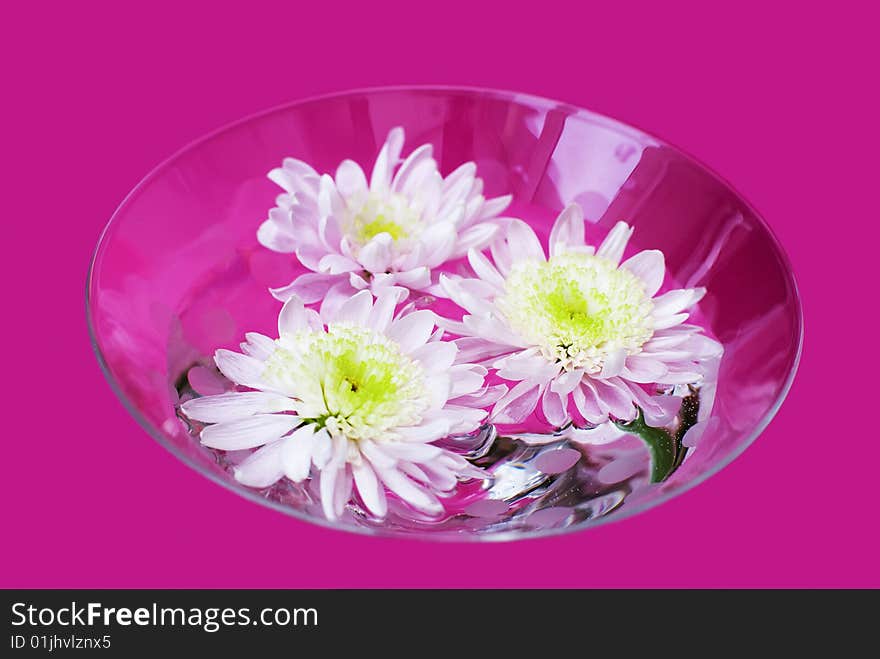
<box><xmin>440</xmin><ymin>203</ymin><xmax>723</xmax><ymax>428</ymax></box>
<box><xmin>181</xmin><ymin>288</ymin><xmax>505</xmax><ymax>521</ymax></box>
<box><xmin>258</xmin><ymin>126</ymin><xmax>512</xmax><ymax>313</ymax></box>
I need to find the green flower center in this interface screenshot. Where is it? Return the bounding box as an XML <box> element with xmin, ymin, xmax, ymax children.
<box><xmin>346</xmin><ymin>190</ymin><xmax>423</xmax><ymax>247</ymax></box>
<box><xmin>496</xmin><ymin>252</ymin><xmax>654</xmax><ymax>372</ymax></box>
<box><xmin>262</xmin><ymin>324</ymin><xmax>429</xmax><ymax>442</ymax></box>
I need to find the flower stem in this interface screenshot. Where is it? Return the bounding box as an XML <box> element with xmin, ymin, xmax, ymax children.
<box><xmin>612</xmin><ymin>390</ymin><xmax>700</xmax><ymax>483</ymax></box>
<box><xmin>613</xmin><ymin>409</ymin><xmax>676</xmax><ymax>482</ymax></box>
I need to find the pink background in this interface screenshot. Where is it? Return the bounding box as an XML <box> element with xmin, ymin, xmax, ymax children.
<box><xmin>2</xmin><ymin>2</ymin><xmax>876</xmax><ymax>587</ymax></box>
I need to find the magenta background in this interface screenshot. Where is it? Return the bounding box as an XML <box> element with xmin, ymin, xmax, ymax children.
<box><xmin>2</xmin><ymin>2</ymin><xmax>876</xmax><ymax>588</ymax></box>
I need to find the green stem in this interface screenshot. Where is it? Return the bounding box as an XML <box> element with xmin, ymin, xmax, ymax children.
<box><xmin>613</xmin><ymin>409</ymin><xmax>677</xmax><ymax>483</ymax></box>
<box><xmin>613</xmin><ymin>390</ymin><xmax>702</xmax><ymax>483</ymax></box>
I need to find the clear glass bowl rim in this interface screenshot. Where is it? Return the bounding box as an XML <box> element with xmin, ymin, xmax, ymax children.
<box><xmin>85</xmin><ymin>84</ymin><xmax>805</xmax><ymax>542</ymax></box>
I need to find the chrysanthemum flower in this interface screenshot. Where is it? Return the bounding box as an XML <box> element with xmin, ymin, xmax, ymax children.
<box><xmin>180</xmin><ymin>288</ymin><xmax>500</xmax><ymax>521</ymax></box>
<box><xmin>258</xmin><ymin>127</ymin><xmax>512</xmax><ymax>311</ymax></box>
<box><xmin>440</xmin><ymin>203</ymin><xmax>723</xmax><ymax>428</ymax></box>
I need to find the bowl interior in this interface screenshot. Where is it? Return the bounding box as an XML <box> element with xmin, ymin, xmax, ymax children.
<box><xmin>87</xmin><ymin>87</ymin><xmax>801</xmax><ymax>540</ymax></box>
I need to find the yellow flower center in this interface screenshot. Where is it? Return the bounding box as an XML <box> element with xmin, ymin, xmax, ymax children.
<box><xmin>261</xmin><ymin>323</ymin><xmax>429</xmax><ymax>442</ymax></box>
<box><xmin>496</xmin><ymin>253</ymin><xmax>654</xmax><ymax>373</ymax></box>
<box><xmin>346</xmin><ymin>190</ymin><xmax>423</xmax><ymax>247</ymax></box>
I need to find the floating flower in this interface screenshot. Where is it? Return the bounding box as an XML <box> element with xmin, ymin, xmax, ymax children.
<box><xmin>180</xmin><ymin>288</ymin><xmax>502</xmax><ymax>520</ymax></box>
<box><xmin>258</xmin><ymin>127</ymin><xmax>512</xmax><ymax>311</ymax></box>
<box><xmin>440</xmin><ymin>203</ymin><xmax>723</xmax><ymax>428</ymax></box>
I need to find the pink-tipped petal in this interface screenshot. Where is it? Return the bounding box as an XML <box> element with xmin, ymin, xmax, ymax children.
<box><xmin>541</xmin><ymin>386</ymin><xmax>569</xmax><ymax>427</ymax></box>
<box><xmin>592</xmin><ymin>378</ymin><xmax>636</xmax><ymax>420</ymax></box>
<box><xmin>573</xmin><ymin>383</ymin><xmax>605</xmax><ymax>424</ymax></box>
<box><xmin>622</xmin><ymin>355</ymin><xmax>669</xmax><ymax>383</ymax></box>
<box><xmin>492</xmin><ymin>380</ymin><xmax>543</xmax><ymax>424</ymax></box>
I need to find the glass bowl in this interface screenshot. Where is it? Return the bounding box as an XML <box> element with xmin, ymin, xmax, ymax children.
<box><xmin>87</xmin><ymin>86</ymin><xmax>802</xmax><ymax>540</ymax></box>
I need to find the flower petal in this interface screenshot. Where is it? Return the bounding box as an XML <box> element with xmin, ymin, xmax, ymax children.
<box><xmin>319</xmin><ymin>464</ymin><xmax>343</xmax><ymax>520</ymax></box>
<box><xmin>331</xmin><ymin>289</ymin><xmax>374</xmax><ymax>326</ymax></box>
<box><xmin>257</xmin><ymin>216</ymin><xmax>297</xmax><ymax>253</ymax></box>
<box><xmin>448</xmin><ymin>364</ymin><xmax>486</xmax><ymax>397</ymax></box>
<box><xmin>596</xmin><ymin>221</ymin><xmax>633</xmax><ymax>265</ymax></box>
<box><xmin>652</xmin><ymin>312</ymin><xmax>689</xmax><ymax>330</ymax></box>
<box><xmin>241</xmin><ymin>332</ymin><xmax>276</xmax><ymax>360</ymax></box>
<box><xmin>467</xmin><ymin>248</ymin><xmax>505</xmax><ymax>290</ymax></box>
<box><xmin>505</xmin><ymin>219</ymin><xmax>545</xmax><ymax>262</ymax></box>
<box><xmin>318</xmin><ymin>280</ymin><xmax>357</xmax><ymax>318</ymax></box>
<box><xmin>492</xmin><ymin>379</ymin><xmax>543</xmax><ymax>424</ymax></box>
<box><xmin>278</xmin><ymin>295</ymin><xmax>321</xmax><ymax>336</ymax></box>
<box><xmin>280</xmin><ymin>424</ymin><xmax>318</xmax><ymax>482</ymax></box>
<box><xmin>387</xmin><ymin>310</ymin><xmax>435</xmax><ymax>353</ymax></box>
<box><xmin>270</xmin><ymin>273</ymin><xmax>338</xmax><ymax>304</ymax></box>
<box><xmin>451</xmin><ymin>337</ymin><xmax>510</xmax><ymax>364</ymax></box>
<box><xmin>214</xmin><ymin>349</ymin><xmax>265</xmax><ymax>389</ymax></box>
<box><xmin>591</xmin><ymin>378</ymin><xmax>636</xmax><ymax>420</ymax></box>
<box><xmin>541</xmin><ymin>386</ymin><xmax>569</xmax><ymax>427</ymax></box>
<box><xmin>370</xmin><ymin>127</ymin><xmax>405</xmax><ymax>192</ymax></box>
<box><xmin>376</xmin><ymin>467</ymin><xmax>443</xmax><ymax>515</ymax></box>
<box><xmin>367</xmin><ymin>286</ymin><xmax>405</xmax><ymax>333</ymax></box>
<box><xmin>200</xmin><ymin>414</ymin><xmax>300</xmax><ymax>450</ymax></box>
<box><xmin>549</xmin><ymin>203</ymin><xmax>585</xmax><ymax>257</ymax></box>
<box><xmin>551</xmin><ymin>369</ymin><xmax>584</xmax><ymax>396</ymax></box>
<box><xmin>335</xmin><ymin>159</ymin><xmax>368</xmax><ymax>199</ymax></box>
<box><xmin>652</xmin><ymin>288</ymin><xmax>705</xmax><ymax>316</ymax></box>
<box><xmin>572</xmin><ymin>383</ymin><xmax>605</xmax><ymax>424</ymax></box>
<box><xmin>318</xmin><ymin>253</ymin><xmax>359</xmax><ymax>274</ymax></box>
<box><xmin>333</xmin><ymin>467</ymin><xmax>354</xmax><ymax>519</ymax></box>
<box><xmin>409</xmin><ymin>340</ymin><xmax>457</xmax><ymax>373</ymax></box>
<box><xmin>419</xmin><ymin>222</ymin><xmax>457</xmax><ymax>268</ymax></box>
<box><xmin>477</xmin><ymin>194</ymin><xmax>513</xmax><ymax>221</ymax></box>
<box><xmin>453</xmin><ymin>222</ymin><xmax>500</xmax><ymax>257</ymax></box>
<box><xmin>598</xmin><ymin>348</ymin><xmax>627</xmax><ymax>379</ymax></box>
<box><xmin>182</xmin><ymin>392</ymin><xmax>295</xmax><ymax>423</ymax></box>
<box><xmin>233</xmin><ymin>440</ymin><xmax>285</xmax><ymax>488</ymax></box>
<box><xmin>622</xmin><ymin>249</ymin><xmax>665</xmax><ymax>297</ymax></box>
<box><xmin>621</xmin><ymin>355</ymin><xmax>669</xmax><ymax>383</ymax></box>
<box><xmin>353</xmin><ymin>459</ymin><xmax>387</xmax><ymax>517</ymax></box>
<box><xmin>391</xmin><ymin>143</ymin><xmax>434</xmax><ymax>193</ymax></box>
<box><xmin>357</xmin><ymin>234</ymin><xmax>393</xmax><ymax>273</ymax></box>
<box><xmin>395</xmin><ymin>419</ymin><xmax>450</xmax><ymax>443</ymax></box>
<box><xmin>381</xmin><ymin>442</ymin><xmax>444</xmax><ymax>462</ymax></box>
